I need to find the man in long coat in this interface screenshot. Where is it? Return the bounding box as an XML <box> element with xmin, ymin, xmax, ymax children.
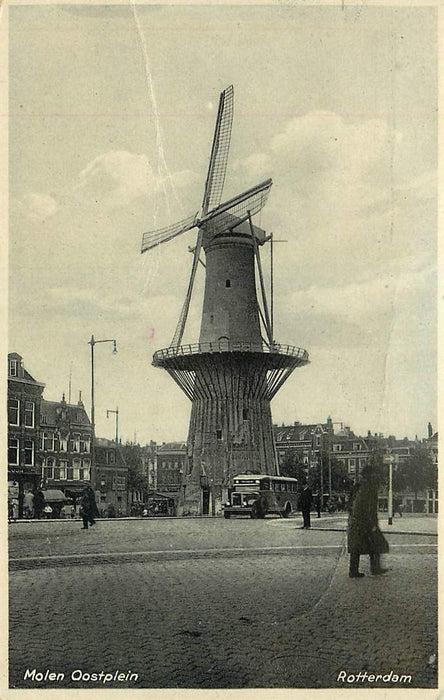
<box><xmin>298</xmin><ymin>483</ymin><xmax>313</xmax><ymax>529</ymax></box>
<box><xmin>80</xmin><ymin>485</ymin><xmax>99</xmax><ymax>530</ymax></box>
<box><xmin>348</xmin><ymin>464</ymin><xmax>389</xmax><ymax>578</ymax></box>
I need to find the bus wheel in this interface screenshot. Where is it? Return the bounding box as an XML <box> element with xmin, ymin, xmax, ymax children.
<box><xmin>282</xmin><ymin>503</ymin><xmax>291</xmax><ymax>518</ymax></box>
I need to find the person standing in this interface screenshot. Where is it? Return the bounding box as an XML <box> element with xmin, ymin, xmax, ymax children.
<box><xmin>23</xmin><ymin>489</ymin><xmax>34</xmax><ymax>519</ymax></box>
<box><xmin>348</xmin><ymin>462</ymin><xmax>389</xmax><ymax>578</ymax></box>
<box><xmin>298</xmin><ymin>482</ymin><xmax>313</xmax><ymax>529</ymax></box>
<box><xmin>80</xmin><ymin>484</ymin><xmax>99</xmax><ymax>530</ymax></box>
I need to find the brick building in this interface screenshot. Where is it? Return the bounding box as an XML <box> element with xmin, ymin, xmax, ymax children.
<box><xmin>39</xmin><ymin>394</ymin><xmax>93</xmax><ymax>506</ymax></box>
<box><xmin>8</xmin><ymin>353</ymin><xmax>45</xmax><ymax>518</ymax></box>
<box><xmin>154</xmin><ymin>442</ymin><xmax>186</xmax><ymax>515</ymax></box>
<box><xmin>274</xmin><ymin>418</ymin><xmax>333</xmax><ymax>473</ymax></box>
<box><xmin>94</xmin><ymin>437</ymin><xmax>128</xmax><ymax>516</ymax></box>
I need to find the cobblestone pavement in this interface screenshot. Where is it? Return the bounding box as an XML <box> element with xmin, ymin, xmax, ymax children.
<box><xmin>9</xmin><ymin>517</ymin><xmax>437</xmax><ymax>690</ymax></box>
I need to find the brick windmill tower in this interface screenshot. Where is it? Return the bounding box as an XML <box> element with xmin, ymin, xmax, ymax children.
<box><xmin>141</xmin><ymin>86</ymin><xmax>309</xmax><ymax>515</ymax></box>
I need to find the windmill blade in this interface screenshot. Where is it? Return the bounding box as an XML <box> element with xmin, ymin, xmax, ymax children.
<box><xmin>141</xmin><ymin>212</ymin><xmax>199</xmax><ymax>253</ymax></box>
<box><xmin>202</xmin><ymin>178</ymin><xmax>272</xmax><ymax>238</ymax></box>
<box><xmin>170</xmin><ymin>229</ymin><xmax>204</xmax><ymax>348</ymax></box>
<box><xmin>201</xmin><ymin>85</ymin><xmax>234</xmax><ymax>216</ymax></box>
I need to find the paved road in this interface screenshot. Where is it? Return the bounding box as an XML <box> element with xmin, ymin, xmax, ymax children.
<box><xmin>9</xmin><ymin>516</ymin><xmax>437</xmax><ymax>690</ymax></box>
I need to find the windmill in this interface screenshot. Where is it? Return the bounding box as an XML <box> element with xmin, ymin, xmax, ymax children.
<box><xmin>141</xmin><ymin>86</ymin><xmax>309</xmax><ymax>516</ymax></box>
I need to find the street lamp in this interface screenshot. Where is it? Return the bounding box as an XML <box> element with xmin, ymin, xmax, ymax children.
<box><xmin>106</xmin><ymin>407</ymin><xmax>120</xmax><ymax>510</ymax></box>
<box><xmin>88</xmin><ymin>335</ymin><xmax>117</xmax><ymax>493</ymax></box>
<box><xmin>383</xmin><ymin>452</ymin><xmax>395</xmax><ymax>525</ymax></box>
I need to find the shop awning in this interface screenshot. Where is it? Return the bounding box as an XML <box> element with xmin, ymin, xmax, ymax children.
<box><xmin>42</xmin><ymin>489</ymin><xmax>71</xmax><ymax>503</ymax></box>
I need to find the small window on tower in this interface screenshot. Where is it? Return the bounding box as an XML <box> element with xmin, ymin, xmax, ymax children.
<box><xmin>225</xmin><ymin>279</ymin><xmax>231</xmax><ymax>288</ymax></box>
<box><xmin>243</xmin><ymin>408</ymin><xmax>249</xmax><ymax>420</ymax></box>
<box><xmin>216</xmin><ymin>429</ymin><xmax>222</xmax><ymax>440</ymax></box>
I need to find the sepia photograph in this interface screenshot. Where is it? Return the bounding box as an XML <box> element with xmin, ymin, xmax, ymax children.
<box><xmin>4</xmin><ymin>1</ymin><xmax>438</xmax><ymax>695</ymax></box>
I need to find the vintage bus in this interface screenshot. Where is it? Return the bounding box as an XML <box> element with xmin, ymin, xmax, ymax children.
<box><xmin>223</xmin><ymin>473</ymin><xmax>299</xmax><ymax>519</ymax></box>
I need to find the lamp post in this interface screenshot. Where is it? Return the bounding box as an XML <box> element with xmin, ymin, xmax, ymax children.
<box><xmin>88</xmin><ymin>335</ymin><xmax>117</xmax><ymax>493</ymax></box>
<box><xmin>106</xmin><ymin>407</ymin><xmax>119</xmax><ymax>506</ymax></box>
<box><xmin>383</xmin><ymin>452</ymin><xmax>394</xmax><ymax>525</ymax></box>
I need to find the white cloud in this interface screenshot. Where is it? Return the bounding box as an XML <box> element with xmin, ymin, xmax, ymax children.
<box><xmin>287</xmin><ymin>262</ymin><xmax>434</xmax><ymax>331</ymax></box>
<box><xmin>74</xmin><ymin>150</ymin><xmax>200</xmax><ymax>212</ymax></box>
<box><xmin>21</xmin><ymin>192</ymin><xmax>58</xmax><ymax>220</ymax></box>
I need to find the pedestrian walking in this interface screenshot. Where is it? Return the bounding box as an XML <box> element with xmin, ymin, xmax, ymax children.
<box><xmin>347</xmin><ymin>462</ymin><xmax>389</xmax><ymax>578</ymax></box>
<box><xmin>34</xmin><ymin>487</ymin><xmax>44</xmax><ymax>520</ymax></box>
<box><xmin>298</xmin><ymin>482</ymin><xmax>313</xmax><ymax>529</ymax></box>
<box><xmin>80</xmin><ymin>484</ymin><xmax>99</xmax><ymax>530</ymax></box>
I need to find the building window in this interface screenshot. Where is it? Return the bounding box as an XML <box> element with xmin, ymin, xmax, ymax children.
<box><xmin>53</xmin><ymin>467</ymin><xmax>60</xmax><ymax>480</ymax></box>
<box><xmin>44</xmin><ymin>457</ymin><xmax>55</xmax><ymax>479</ymax></box>
<box><xmin>349</xmin><ymin>458</ymin><xmax>356</xmax><ymax>467</ymax></box>
<box><xmin>80</xmin><ymin>436</ymin><xmax>91</xmax><ymax>453</ymax></box>
<box><xmin>216</xmin><ymin>429</ymin><xmax>222</xmax><ymax>440</ymax></box>
<box><xmin>71</xmin><ymin>433</ymin><xmax>80</xmax><ymax>452</ymax></box>
<box><xmin>316</xmin><ymin>436</ymin><xmax>321</xmax><ymax>447</ymax></box>
<box><xmin>108</xmin><ymin>451</ymin><xmax>116</xmax><ymax>464</ymax></box>
<box><xmin>80</xmin><ymin>467</ymin><xmax>90</xmax><ymax>481</ymax></box>
<box><xmin>242</xmin><ymin>408</ymin><xmax>249</xmax><ymax>420</ymax></box>
<box><xmin>59</xmin><ymin>461</ymin><xmax>68</xmax><ymax>479</ymax></box>
<box><xmin>225</xmin><ymin>279</ymin><xmax>231</xmax><ymax>288</ymax></box>
<box><xmin>41</xmin><ymin>431</ymin><xmax>54</xmax><ymax>451</ymax></box>
<box><xmin>24</xmin><ymin>401</ymin><xmax>35</xmax><ymax>428</ymax></box>
<box><xmin>60</xmin><ymin>437</ymin><xmax>68</xmax><ymax>452</ymax></box>
<box><xmin>67</xmin><ymin>467</ymin><xmax>73</xmax><ymax>480</ymax></box>
<box><xmin>333</xmin><ymin>444</ymin><xmax>342</xmax><ymax>452</ymax></box>
<box><xmin>8</xmin><ymin>398</ymin><xmax>20</xmax><ymax>426</ymax></box>
<box><xmin>8</xmin><ymin>437</ymin><xmax>19</xmax><ymax>465</ymax></box>
<box><xmin>353</xmin><ymin>443</ymin><xmax>362</xmax><ymax>451</ymax></box>
<box><xmin>24</xmin><ymin>439</ymin><xmax>34</xmax><ymax>466</ymax></box>
<box><xmin>41</xmin><ymin>415</ymin><xmax>47</xmax><ymax>424</ymax></box>
<box><xmin>9</xmin><ymin>359</ymin><xmax>18</xmax><ymax>377</ymax></box>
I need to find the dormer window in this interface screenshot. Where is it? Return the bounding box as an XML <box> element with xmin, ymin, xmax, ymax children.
<box><xmin>225</xmin><ymin>279</ymin><xmax>231</xmax><ymax>288</ymax></box>
<box><xmin>9</xmin><ymin>359</ymin><xmax>18</xmax><ymax>377</ymax></box>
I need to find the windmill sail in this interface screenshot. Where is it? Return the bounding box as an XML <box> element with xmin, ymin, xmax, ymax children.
<box><xmin>201</xmin><ymin>85</ymin><xmax>234</xmax><ymax>216</ymax></box>
<box><xmin>141</xmin><ymin>211</ymin><xmax>199</xmax><ymax>253</ymax></box>
<box><xmin>201</xmin><ymin>178</ymin><xmax>272</xmax><ymax>238</ymax></box>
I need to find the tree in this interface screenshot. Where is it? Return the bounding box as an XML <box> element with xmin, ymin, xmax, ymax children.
<box><xmin>280</xmin><ymin>448</ymin><xmax>307</xmax><ymax>482</ymax></box>
<box><xmin>119</xmin><ymin>442</ymin><xmax>146</xmax><ymax>491</ymax></box>
<box><xmin>329</xmin><ymin>456</ymin><xmax>353</xmax><ymax>493</ymax></box>
<box><xmin>398</xmin><ymin>445</ymin><xmax>436</xmax><ymax>508</ymax></box>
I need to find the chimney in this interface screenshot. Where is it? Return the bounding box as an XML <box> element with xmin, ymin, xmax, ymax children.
<box><xmin>78</xmin><ymin>390</ymin><xmax>84</xmax><ymax>407</ymax></box>
<box><xmin>428</xmin><ymin>422</ymin><xmax>433</xmax><ymax>438</ymax></box>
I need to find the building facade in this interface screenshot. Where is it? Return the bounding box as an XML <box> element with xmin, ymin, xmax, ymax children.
<box><xmin>155</xmin><ymin>442</ymin><xmax>186</xmax><ymax>515</ymax></box>
<box><xmin>39</xmin><ymin>394</ymin><xmax>93</xmax><ymax>506</ymax></box>
<box><xmin>94</xmin><ymin>438</ymin><xmax>128</xmax><ymax>516</ymax></box>
<box><xmin>8</xmin><ymin>353</ymin><xmax>45</xmax><ymax>518</ymax></box>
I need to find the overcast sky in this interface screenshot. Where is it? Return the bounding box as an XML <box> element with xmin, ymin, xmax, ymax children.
<box><xmin>8</xmin><ymin>4</ymin><xmax>437</xmax><ymax>444</ymax></box>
